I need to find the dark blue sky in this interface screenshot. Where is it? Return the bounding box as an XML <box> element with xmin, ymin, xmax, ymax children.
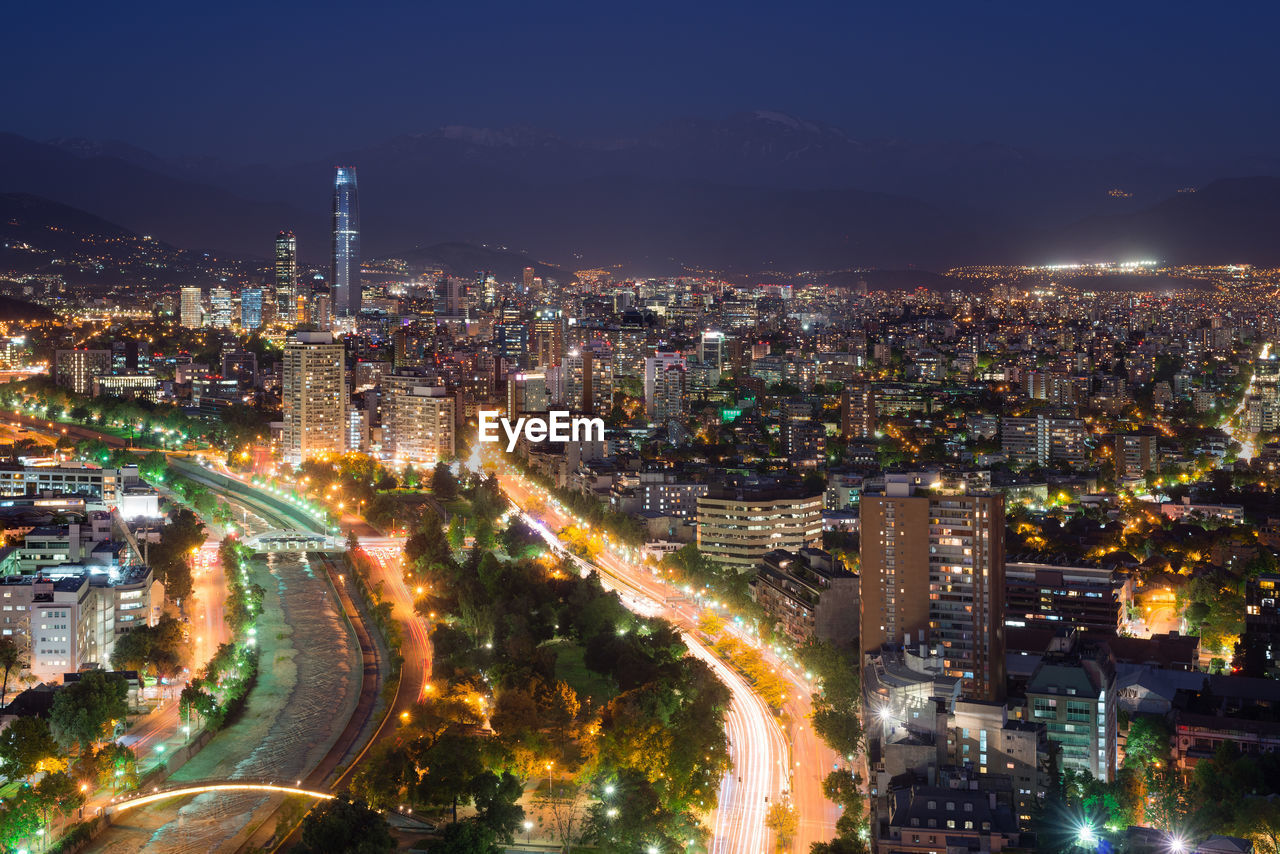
<box><xmin>4</xmin><ymin>0</ymin><xmax>1277</xmax><ymax>162</ymax></box>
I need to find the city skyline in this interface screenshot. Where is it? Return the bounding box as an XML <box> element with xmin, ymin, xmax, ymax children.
<box><xmin>2</xmin><ymin>5</ymin><xmax>1279</xmax><ymax>854</ymax></box>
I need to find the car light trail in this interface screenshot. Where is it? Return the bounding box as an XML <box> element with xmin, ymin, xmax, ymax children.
<box><xmin>504</xmin><ymin>472</ymin><xmax>792</xmax><ymax>852</ymax></box>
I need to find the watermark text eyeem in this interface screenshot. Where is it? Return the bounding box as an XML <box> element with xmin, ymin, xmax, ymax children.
<box><xmin>477</xmin><ymin>410</ymin><xmax>605</xmax><ymax>452</ymax></box>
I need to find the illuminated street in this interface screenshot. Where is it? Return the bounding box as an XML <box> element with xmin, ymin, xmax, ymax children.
<box><xmin>498</xmin><ymin>469</ymin><xmax>840</xmax><ymax>852</ymax></box>
<box><xmin>354</xmin><ymin>537</ymin><xmax>434</xmax><ymax>704</ymax></box>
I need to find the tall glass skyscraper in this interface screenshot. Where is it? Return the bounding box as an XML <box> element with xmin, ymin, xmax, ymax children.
<box><xmin>240</xmin><ymin>288</ymin><xmax>264</xmax><ymax>330</ymax></box>
<box><xmin>275</xmin><ymin>230</ymin><xmax>297</xmax><ymax>321</ymax></box>
<box><xmin>331</xmin><ymin>167</ymin><xmax>360</xmax><ymax>316</ymax></box>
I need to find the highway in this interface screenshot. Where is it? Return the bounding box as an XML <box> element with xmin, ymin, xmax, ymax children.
<box><xmin>498</xmin><ymin>469</ymin><xmax>840</xmax><ymax>852</ymax></box>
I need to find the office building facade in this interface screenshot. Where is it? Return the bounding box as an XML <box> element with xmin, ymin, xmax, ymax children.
<box><xmin>275</xmin><ymin>230</ymin><xmax>297</xmax><ymax>321</ymax></box>
<box><xmin>240</xmin><ymin>287</ymin><xmax>264</xmax><ymax>330</ymax></box>
<box><xmin>179</xmin><ymin>287</ymin><xmax>203</xmax><ymax>328</ymax></box>
<box><xmin>696</xmin><ymin>485</ymin><xmax>824</xmax><ymax>572</ymax></box>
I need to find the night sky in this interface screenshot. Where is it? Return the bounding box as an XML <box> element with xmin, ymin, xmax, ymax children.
<box><xmin>4</xmin><ymin>0</ymin><xmax>1278</xmax><ymax>162</ymax></box>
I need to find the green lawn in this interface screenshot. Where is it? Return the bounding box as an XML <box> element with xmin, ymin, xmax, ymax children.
<box><xmin>547</xmin><ymin>639</ymin><xmax>617</xmax><ymax>707</ymax></box>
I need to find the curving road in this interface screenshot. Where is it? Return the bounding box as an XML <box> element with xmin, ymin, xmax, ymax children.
<box><xmin>498</xmin><ymin>469</ymin><xmax>839</xmax><ymax>852</ymax></box>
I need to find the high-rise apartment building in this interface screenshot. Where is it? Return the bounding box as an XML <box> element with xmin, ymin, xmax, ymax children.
<box><xmin>841</xmin><ymin>382</ymin><xmax>878</xmax><ymax>439</ymax></box>
<box><xmin>1241</xmin><ymin>572</ymin><xmax>1280</xmax><ymax>677</ymax></box>
<box><xmin>860</xmin><ymin>483</ymin><xmax>1006</xmax><ymax>701</ymax></box>
<box><xmin>559</xmin><ymin>349</ymin><xmax>612</xmax><ymax>414</ymax></box>
<box><xmin>651</xmin><ymin>363</ymin><xmax>687</xmax><ymax>424</ymax></box>
<box><xmin>1111</xmin><ymin>431</ymin><xmax>1158</xmax><ymax>480</ymax></box>
<box><xmin>697</xmin><ymin>330</ymin><xmax>725</xmax><ymax>374</ymax></box>
<box><xmin>560</xmin><ymin>350</ymin><xmax>590</xmax><ymax>411</ymax></box>
<box><xmin>385</xmin><ymin>377</ymin><xmax>456</xmax><ymax>467</ymax></box>
<box><xmin>615</xmin><ymin>311</ymin><xmax>655</xmax><ymax>378</ymax></box>
<box><xmin>331</xmin><ymin>167</ymin><xmax>360</xmax><ymax>316</ymax></box>
<box><xmin>179</xmin><ymin>287</ymin><xmax>203</xmax><ymax>328</ymax></box>
<box><xmin>1025</xmin><ymin>632</ymin><xmax>1117</xmax><ymax>782</ymax></box>
<box><xmin>54</xmin><ymin>349</ymin><xmax>111</xmax><ymax>395</ymax></box>
<box><xmin>1001</xmin><ymin>414</ymin><xmax>1089</xmax><ymax>467</ymax></box>
<box><xmin>281</xmin><ymin>332</ymin><xmax>348</xmax><ymax>466</ymax></box>
<box><xmin>506</xmin><ymin>371</ymin><xmax>550</xmax><ymax>416</ymax></box>
<box><xmin>531</xmin><ymin>307</ymin><xmax>565</xmax><ymax>369</ymax></box>
<box><xmin>275</xmin><ymin>230</ymin><xmax>297</xmax><ymax>321</ymax></box>
<box><xmin>644</xmin><ymin>352</ymin><xmax>687</xmax><ymax>420</ymax></box>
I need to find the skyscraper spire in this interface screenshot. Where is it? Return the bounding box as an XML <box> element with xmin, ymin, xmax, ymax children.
<box><xmin>331</xmin><ymin>166</ymin><xmax>360</xmax><ymax>316</ymax></box>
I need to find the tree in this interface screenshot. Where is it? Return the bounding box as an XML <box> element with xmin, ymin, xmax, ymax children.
<box><xmin>110</xmin><ymin>616</ymin><xmax>186</xmax><ymax>677</ymax></box>
<box><xmin>0</xmin><ymin>716</ymin><xmax>58</xmax><ymax>781</ymax></box>
<box><xmin>412</xmin><ymin>732</ymin><xmax>485</xmax><ymax>822</ymax></box>
<box><xmin>1235</xmin><ymin>797</ymin><xmax>1280</xmax><ymax>854</ymax></box>
<box><xmin>139</xmin><ymin>450</ymin><xmax>167</xmax><ymax>483</ymax></box>
<box><xmin>34</xmin><ymin>771</ymin><xmax>84</xmax><ymax>827</ymax></box>
<box><xmin>50</xmin><ymin>670</ymin><xmax>129</xmax><ymax>753</ymax></box>
<box><xmin>469</xmin><ymin>770</ymin><xmax>526</xmax><ymax>841</ymax></box>
<box><xmin>537</xmin><ymin>778</ymin><xmax>587</xmax><ymax>854</ymax></box>
<box><xmin>809</xmin><ymin>839</ymin><xmax>869</xmax><ymax>854</ymax></box>
<box><xmin>766</xmin><ymin>801</ymin><xmax>798</xmax><ymax>849</ymax></box>
<box><xmin>432</xmin><ymin>462</ymin><xmax>459</xmax><ymax>501</ymax></box>
<box><xmin>0</xmin><ymin>635</ymin><xmax>23</xmax><ymax>708</ymax></box>
<box><xmin>427</xmin><ymin>819</ymin><xmax>501</xmax><ymax>854</ymax></box>
<box><xmin>350</xmin><ymin>742</ymin><xmax>416</xmax><ymax>810</ymax></box>
<box><xmin>1122</xmin><ymin>716</ymin><xmax>1171</xmax><ymax>770</ymax></box>
<box><xmin>0</xmin><ymin>790</ymin><xmax>41</xmax><ymax>851</ymax></box>
<box><xmin>149</xmin><ymin>506</ymin><xmax>205</xmax><ymax>602</ymax></box>
<box><xmin>295</xmin><ymin>798</ymin><xmax>394</xmax><ymax>854</ymax></box>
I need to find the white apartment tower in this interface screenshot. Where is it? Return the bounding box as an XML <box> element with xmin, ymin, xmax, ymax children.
<box><xmin>179</xmin><ymin>287</ymin><xmax>203</xmax><ymax>329</ymax></box>
<box><xmin>386</xmin><ymin>378</ymin><xmax>456</xmax><ymax>467</ymax></box>
<box><xmin>282</xmin><ymin>332</ymin><xmax>348</xmax><ymax>466</ymax></box>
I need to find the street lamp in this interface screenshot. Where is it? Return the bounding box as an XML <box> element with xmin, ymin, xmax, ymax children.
<box><xmin>523</xmin><ymin>819</ymin><xmax>533</xmax><ymax>843</ymax></box>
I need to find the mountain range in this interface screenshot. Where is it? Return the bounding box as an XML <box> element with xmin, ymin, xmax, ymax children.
<box><xmin>4</xmin><ymin>112</ymin><xmax>1280</xmax><ymax>274</ymax></box>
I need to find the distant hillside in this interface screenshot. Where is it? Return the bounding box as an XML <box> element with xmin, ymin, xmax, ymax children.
<box><xmin>0</xmin><ymin>295</ymin><xmax>53</xmax><ymax>320</ymax></box>
<box><xmin>8</xmin><ymin>120</ymin><xmax>1280</xmax><ymax>274</ymax></box>
<box><xmin>0</xmin><ymin>192</ymin><xmax>141</xmax><ymax>250</ymax></box>
<box><xmin>0</xmin><ymin>133</ymin><xmax>305</xmax><ymax>259</ymax></box>
<box><xmin>401</xmin><ymin>242</ymin><xmax>574</xmax><ymax>283</ymax></box>
<box><xmin>1041</xmin><ymin>177</ymin><xmax>1280</xmax><ymax>265</ymax></box>
<box><xmin>0</xmin><ymin>192</ymin><xmax>245</xmax><ymax>291</ymax></box>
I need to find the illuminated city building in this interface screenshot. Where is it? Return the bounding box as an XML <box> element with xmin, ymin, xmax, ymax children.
<box><xmin>331</xmin><ymin>166</ymin><xmax>360</xmax><ymax>316</ymax></box>
<box><xmin>275</xmin><ymin>230</ymin><xmax>297</xmax><ymax>321</ymax></box>
<box><xmin>530</xmin><ymin>307</ymin><xmax>565</xmax><ymax>369</ymax></box>
<box><xmin>54</xmin><ymin>349</ymin><xmax>110</xmax><ymax>395</ymax></box>
<box><xmin>696</xmin><ymin>484</ymin><xmax>824</xmax><ymax>573</ymax></box>
<box><xmin>179</xmin><ymin>286</ymin><xmax>203</xmax><ymax>328</ymax></box>
<box><xmin>385</xmin><ymin>377</ymin><xmax>456</xmax><ymax>467</ymax></box>
<box><xmin>240</xmin><ymin>287</ymin><xmax>264</xmax><ymax>330</ymax></box>
<box><xmin>281</xmin><ymin>331</ymin><xmax>348</xmax><ymax>466</ymax></box>
<box><xmin>860</xmin><ymin>483</ymin><xmax>1006</xmax><ymax>701</ymax></box>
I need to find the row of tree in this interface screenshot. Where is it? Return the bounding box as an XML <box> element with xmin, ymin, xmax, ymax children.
<box><xmin>352</xmin><ymin>502</ymin><xmax>732</xmax><ymax>852</ymax></box>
